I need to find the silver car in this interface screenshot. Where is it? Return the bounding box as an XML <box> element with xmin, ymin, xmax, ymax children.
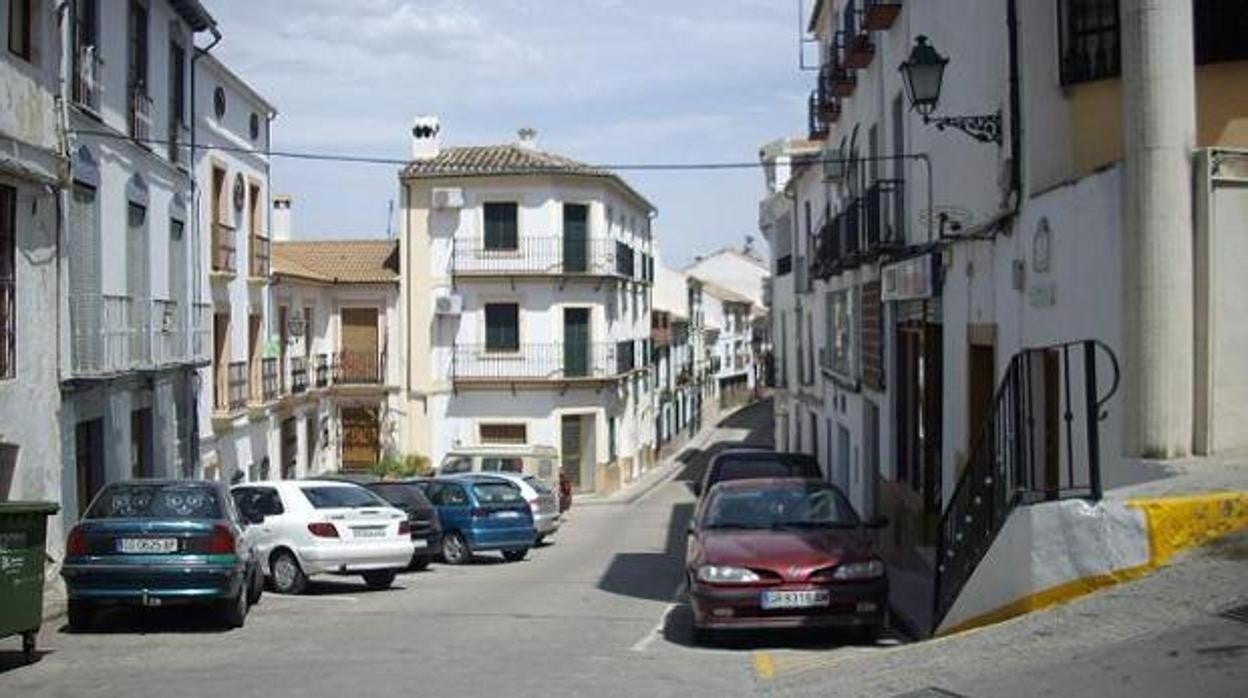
<box><xmin>448</xmin><ymin>472</ymin><xmax>560</xmax><ymax>543</ymax></box>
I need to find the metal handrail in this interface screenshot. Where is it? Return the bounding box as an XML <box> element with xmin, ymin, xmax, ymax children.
<box><xmin>451</xmin><ymin>342</ymin><xmax>630</xmax><ymax>381</ymax></box>
<box><xmin>452</xmin><ymin>236</ymin><xmax>627</xmax><ymax>277</ymax></box>
<box><xmin>932</xmin><ymin>339</ymin><xmax>1121</xmax><ymax>628</ymax></box>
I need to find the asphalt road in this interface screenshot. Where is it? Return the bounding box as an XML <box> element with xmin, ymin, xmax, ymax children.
<box><xmin>2</xmin><ymin>399</ymin><xmax>1244</xmax><ymax>697</ymax></box>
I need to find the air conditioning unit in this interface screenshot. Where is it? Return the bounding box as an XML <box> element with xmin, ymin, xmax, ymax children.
<box><xmin>434</xmin><ymin>293</ymin><xmax>463</xmax><ymax>315</ymax></box>
<box><xmin>431</xmin><ymin>187</ymin><xmax>464</xmax><ymax>210</ymax></box>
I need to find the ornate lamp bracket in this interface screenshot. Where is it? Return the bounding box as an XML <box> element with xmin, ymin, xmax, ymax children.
<box><xmin>924</xmin><ymin>110</ymin><xmax>1002</xmax><ymax>145</ymax></box>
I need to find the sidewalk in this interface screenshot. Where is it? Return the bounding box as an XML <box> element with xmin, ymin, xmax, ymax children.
<box><xmin>573</xmin><ymin>401</ymin><xmax>763</xmax><ymax>507</ymax></box>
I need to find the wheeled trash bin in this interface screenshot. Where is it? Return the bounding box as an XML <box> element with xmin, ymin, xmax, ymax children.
<box><xmin>0</xmin><ymin>502</ymin><xmax>60</xmax><ymax>663</ymax></box>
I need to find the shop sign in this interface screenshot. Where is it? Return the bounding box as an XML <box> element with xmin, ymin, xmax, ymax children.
<box><xmin>882</xmin><ymin>253</ymin><xmax>939</xmax><ymax>302</ymax></box>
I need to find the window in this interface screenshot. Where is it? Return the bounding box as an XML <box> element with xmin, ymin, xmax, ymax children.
<box><xmin>481</xmin><ymin>457</ymin><xmax>524</xmax><ymax>472</ymax></box>
<box><xmin>169</xmin><ymin>39</ymin><xmax>186</xmax><ymax>126</ymax></box>
<box><xmin>128</xmin><ymin>1</ymin><xmax>148</xmax><ymax>91</ymax></box>
<box><xmin>71</xmin><ymin>0</ymin><xmax>99</xmax><ymax>106</ymax></box>
<box><xmin>608</xmin><ymin>417</ymin><xmax>617</xmax><ymax>461</ymax></box>
<box><xmin>0</xmin><ymin>185</ymin><xmax>15</xmax><ymax>379</ymax></box>
<box><xmin>8</xmin><ymin>0</ymin><xmax>32</xmax><ymax>61</ymax></box>
<box><xmin>1058</xmin><ymin>0</ymin><xmax>1120</xmax><ymax>85</ymax></box>
<box><xmin>299</xmin><ymin>486</ymin><xmax>388</xmax><ymax>509</ymax></box>
<box><xmin>213</xmin><ymin>86</ymin><xmax>226</xmax><ymax>118</ymax></box>
<box><xmin>484</xmin><ymin>303</ymin><xmax>519</xmax><ymax>352</ymax></box>
<box><xmin>479</xmin><ymin>423</ymin><xmax>527</xmax><ymax>445</ymax></box>
<box><xmin>483</xmin><ymin>202</ymin><xmax>518</xmax><ymax>251</ymax></box>
<box><xmin>1194</xmin><ymin>0</ymin><xmax>1248</xmax><ymax>64</ymax></box>
<box><xmin>250</xmin><ymin>113</ymin><xmax>261</xmax><ymax>141</ymax></box>
<box><xmin>431</xmin><ymin>483</ymin><xmax>468</xmax><ymax>507</ymax></box>
<box><xmin>87</xmin><ymin>483</ymin><xmax>222</xmax><ymax>520</ymax></box>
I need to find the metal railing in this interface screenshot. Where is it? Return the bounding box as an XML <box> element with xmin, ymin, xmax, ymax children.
<box><xmin>250</xmin><ymin>235</ymin><xmax>270</xmax><ymax>278</ymax></box>
<box><xmin>451</xmin><ymin>343</ymin><xmax>633</xmax><ymax>381</ymax></box>
<box><xmin>933</xmin><ymin>340</ymin><xmax>1120</xmax><ymax>628</ymax></box>
<box><xmin>0</xmin><ymin>278</ymin><xmax>13</xmax><ymax>379</ymax></box>
<box><xmin>616</xmin><ymin>340</ymin><xmax>636</xmax><ymax>375</ymax></box>
<box><xmin>212</xmin><ymin>223</ymin><xmax>236</xmax><ymax>274</ymax></box>
<box><xmin>615</xmin><ymin>242</ymin><xmax>636</xmax><ymax>278</ymax></box>
<box><xmin>865</xmin><ymin>179</ymin><xmax>905</xmax><ymax>253</ymax></box>
<box><xmin>151</xmin><ymin>300</ymin><xmax>185</xmax><ymax>365</ymax></box>
<box><xmin>73</xmin><ymin>44</ymin><xmax>101</xmax><ymax>111</ymax></box>
<box><xmin>192</xmin><ymin>303</ymin><xmax>212</xmax><ymax>363</ymax></box>
<box><xmin>314</xmin><ymin>353</ymin><xmax>331</xmax><ymax>388</ymax></box>
<box><xmin>129</xmin><ymin>87</ymin><xmax>153</xmax><ymax>142</ymax></box>
<box><xmin>261</xmin><ymin>357</ymin><xmax>279</xmax><ymax>402</ymax></box>
<box><xmin>808</xmin><ymin>91</ymin><xmax>830</xmax><ymax>141</ymax></box>
<box><xmin>452</xmin><ymin>236</ymin><xmax>625</xmax><ymax>277</ymax></box>
<box><xmin>862</xmin><ymin>0</ymin><xmax>903</xmax><ymax>31</ymax></box>
<box><xmin>290</xmin><ymin>357</ymin><xmax>308</xmax><ymax>394</ymax></box>
<box><xmin>337</xmin><ymin>349</ymin><xmax>385</xmax><ymax>384</ymax></box>
<box><xmin>226</xmin><ymin>361</ymin><xmax>248</xmax><ymax>411</ymax></box>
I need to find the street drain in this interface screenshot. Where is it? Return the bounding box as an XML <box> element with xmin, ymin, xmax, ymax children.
<box><xmin>1218</xmin><ymin>603</ymin><xmax>1248</xmax><ymax>625</ymax></box>
<box><xmin>891</xmin><ymin>689</ymin><xmax>968</xmax><ymax>698</ymax></box>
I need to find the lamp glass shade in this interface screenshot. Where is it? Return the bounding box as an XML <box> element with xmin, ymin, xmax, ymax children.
<box><xmin>900</xmin><ymin>35</ymin><xmax>948</xmax><ymax>117</ymax></box>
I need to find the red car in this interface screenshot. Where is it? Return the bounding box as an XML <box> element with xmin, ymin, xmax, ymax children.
<box><xmin>685</xmin><ymin>478</ymin><xmax>889</xmax><ymax>643</ymax></box>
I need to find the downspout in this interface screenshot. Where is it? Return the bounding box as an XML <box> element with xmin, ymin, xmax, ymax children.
<box><xmin>55</xmin><ymin>1</ymin><xmax>72</xmax><ymax>384</ymax></box>
<box><xmin>1007</xmin><ymin>0</ymin><xmax>1023</xmax><ymax>206</ymax></box>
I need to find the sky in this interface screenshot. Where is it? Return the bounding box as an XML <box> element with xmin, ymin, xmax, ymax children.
<box><xmin>209</xmin><ymin>0</ymin><xmax>810</xmax><ymax>268</ymax></box>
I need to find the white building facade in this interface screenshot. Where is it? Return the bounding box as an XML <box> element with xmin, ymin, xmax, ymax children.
<box><xmin>400</xmin><ymin>121</ymin><xmax>658</xmax><ymax>495</ymax></box>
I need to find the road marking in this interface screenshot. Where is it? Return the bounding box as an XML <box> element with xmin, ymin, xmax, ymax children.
<box><xmin>266</xmin><ymin>594</ymin><xmax>359</xmax><ymax>603</ymax></box>
<box><xmin>630</xmin><ymin>603</ymin><xmax>677</xmax><ymax>652</ymax></box>
<box><xmin>752</xmin><ymin>651</ymin><xmax>775</xmax><ymax>681</ymax></box>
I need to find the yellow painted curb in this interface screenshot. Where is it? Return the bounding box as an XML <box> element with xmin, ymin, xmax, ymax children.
<box><xmin>937</xmin><ymin>491</ymin><xmax>1248</xmax><ymax>638</ymax></box>
<box><xmin>1126</xmin><ymin>491</ymin><xmax>1248</xmax><ymax>567</ymax></box>
<box><xmin>751</xmin><ymin>651</ymin><xmax>775</xmax><ymax>681</ymax></box>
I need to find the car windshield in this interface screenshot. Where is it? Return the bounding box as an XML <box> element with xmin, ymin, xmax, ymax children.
<box><xmin>86</xmin><ymin>484</ymin><xmax>222</xmax><ymax>520</ymax></box>
<box><xmin>482</xmin><ymin>457</ymin><xmax>524</xmax><ymax>473</ymax></box>
<box><xmin>300</xmin><ymin>486</ymin><xmax>389</xmax><ymax>509</ymax></box>
<box><xmin>703</xmin><ymin>485</ymin><xmax>859</xmax><ymax>530</ymax></box>
<box><xmin>711</xmin><ymin>455</ymin><xmax>822</xmax><ymax>486</ymax></box>
<box><xmin>473</xmin><ymin>482</ymin><xmax>524</xmax><ymax>504</ymax></box>
<box><xmin>524</xmin><ymin>476</ymin><xmax>552</xmax><ymax>495</ymax></box>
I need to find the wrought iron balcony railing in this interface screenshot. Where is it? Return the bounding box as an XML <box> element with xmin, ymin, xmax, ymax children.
<box><xmin>212</xmin><ymin>222</ymin><xmax>236</xmax><ymax>274</ymax></box>
<box><xmin>67</xmin><ymin>295</ymin><xmax>198</xmax><ymax>377</ymax></box>
<box><xmin>129</xmin><ymin>87</ymin><xmax>153</xmax><ymax>143</ymax></box>
<box><xmin>452</xmin><ymin>236</ymin><xmax>635</xmax><ymax>278</ymax></box>
<box><xmin>452</xmin><ymin>342</ymin><xmax>642</xmax><ymax>382</ymax></box>
<box><xmin>261</xmin><ymin>357</ymin><xmax>279</xmax><ymax>402</ymax></box>
<box><xmin>290</xmin><ymin>357</ymin><xmax>308</xmax><ymax>394</ymax></box>
<box><xmin>314</xmin><ymin>353</ymin><xmax>331</xmax><ymax>388</ymax></box>
<box><xmin>250</xmin><ymin>235</ymin><xmax>271</xmax><ymax>279</ymax></box>
<box><xmin>337</xmin><ymin>349</ymin><xmax>384</xmax><ymax>384</ymax></box>
<box><xmin>862</xmin><ymin>0</ymin><xmax>903</xmax><ymax>31</ymax></box>
<box><xmin>864</xmin><ymin>178</ymin><xmax>906</xmax><ymax>254</ymax></box>
<box><xmin>226</xmin><ymin>361</ymin><xmax>248</xmax><ymax>412</ymax></box>
<box><xmin>73</xmin><ymin>45</ymin><xmax>102</xmax><ymax>111</ymax></box>
<box><xmin>808</xmin><ymin>91</ymin><xmax>830</xmax><ymax>141</ymax></box>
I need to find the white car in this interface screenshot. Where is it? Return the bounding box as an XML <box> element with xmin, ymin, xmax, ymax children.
<box><xmin>231</xmin><ymin>480</ymin><xmax>414</xmax><ymax>594</ymax></box>
<box><xmin>450</xmin><ymin>472</ymin><xmax>560</xmax><ymax>543</ymax></box>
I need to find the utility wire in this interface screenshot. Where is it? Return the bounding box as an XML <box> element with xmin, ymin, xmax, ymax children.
<box><xmin>70</xmin><ymin>128</ymin><xmax>920</xmax><ymax>172</ymax></box>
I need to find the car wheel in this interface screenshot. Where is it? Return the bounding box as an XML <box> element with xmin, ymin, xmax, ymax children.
<box><xmin>534</xmin><ymin>534</ymin><xmax>546</xmax><ymax>546</ymax></box>
<box><xmin>408</xmin><ymin>555</ymin><xmax>432</xmax><ymax>572</ymax></box>
<box><xmin>247</xmin><ymin>564</ymin><xmax>264</xmax><ymax>605</ymax></box>
<box><xmin>501</xmin><ymin>547</ymin><xmax>528</xmax><ymax>562</ymax></box>
<box><xmin>270</xmin><ymin>550</ymin><xmax>307</xmax><ymax>595</ymax></box>
<box><xmin>221</xmin><ymin>586</ymin><xmax>248</xmax><ymax>629</ymax></box>
<box><xmin>67</xmin><ymin>600</ymin><xmax>92</xmax><ymax>633</ymax></box>
<box><xmin>441</xmin><ymin>532</ymin><xmax>471</xmax><ymax>565</ymax></box>
<box><xmin>361</xmin><ymin>570</ymin><xmax>396</xmax><ymax>590</ymax></box>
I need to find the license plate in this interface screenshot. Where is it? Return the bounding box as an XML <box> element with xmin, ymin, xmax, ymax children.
<box><xmin>411</xmin><ymin>539</ymin><xmax>428</xmax><ymax>549</ymax></box>
<box><xmin>493</xmin><ymin>511</ymin><xmax>521</xmax><ymax>519</ymax></box>
<box><xmin>117</xmin><ymin>538</ymin><xmax>178</xmax><ymax>554</ymax></box>
<box><xmin>760</xmin><ymin>590</ymin><xmax>830</xmax><ymax>610</ymax></box>
<box><xmin>352</xmin><ymin>527</ymin><xmax>386</xmax><ymax>538</ymax></box>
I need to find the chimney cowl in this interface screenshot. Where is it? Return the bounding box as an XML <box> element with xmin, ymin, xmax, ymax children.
<box><xmin>516</xmin><ymin>127</ymin><xmax>538</xmax><ymax>151</ymax></box>
<box><xmin>411</xmin><ymin>115</ymin><xmax>442</xmax><ymax>161</ymax></box>
<box><xmin>272</xmin><ymin>195</ymin><xmax>293</xmax><ymax>241</ymax></box>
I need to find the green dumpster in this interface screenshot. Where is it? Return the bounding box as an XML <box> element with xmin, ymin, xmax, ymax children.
<box><xmin>0</xmin><ymin>501</ymin><xmax>60</xmax><ymax>663</ymax></box>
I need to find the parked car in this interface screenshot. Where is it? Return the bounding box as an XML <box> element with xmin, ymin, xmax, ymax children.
<box><xmin>695</xmin><ymin>449</ymin><xmax>824</xmax><ymax>496</ymax></box>
<box><xmin>230</xmin><ymin>480</ymin><xmax>413</xmax><ymax>594</ymax></box>
<box><xmin>685</xmin><ymin>478</ymin><xmax>889</xmax><ymax>644</ymax></box>
<box><xmin>363</xmin><ymin>481</ymin><xmax>442</xmax><ymax>570</ymax></box>
<box><xmin>437</xmin><ymin>445</ymin><xmax>559</xmax><ymax>488</ymax></box>
<box><xmin>449</xmin><ymin>472</ymin><xmax>559</xmax><ymax>544</ymax></box>
<box><xmin>423</xmin><ymin>475</ymin><xmax>536</xmax><ymax>564</ymax></box>
<box><xmin>61</xmin><ymin>480</ymin><xmax>263</xmax><ymax>631</ymax></box>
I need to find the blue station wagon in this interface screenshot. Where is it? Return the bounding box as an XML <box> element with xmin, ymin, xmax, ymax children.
<box><xmin>61</xmin><ymin>480</ymin><xmax>263</xmax><ymax>630</ymax></box>
<box><xmin>421</xmin><ymin>475</ymin><xmax>536</xmax><ymax>564</ymax></box>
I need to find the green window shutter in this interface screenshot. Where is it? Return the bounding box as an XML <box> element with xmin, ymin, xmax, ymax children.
<box><xmin>485</xmin><ymin>303</ymin><xmax>519</xmax><ymax>351</ymax></box>
<box><xmin>484</xmin><ymin>203</ymin><xmax>518</xmax><ymax>251</ymax></box>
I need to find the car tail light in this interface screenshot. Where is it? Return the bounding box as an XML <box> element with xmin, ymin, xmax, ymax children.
<box><xmin>207</xmin><ymin>524</ymin><xmax>236</xmax><ymax>554</ymax></box>
<box><xmin>398</xmin><ymin>521</ymin><xmax>411</xmax><ymax>536</ymax></box>
<box><xmin>66</xmin><ymin>526</ymin><xmax>87</xmax><ymax>556</ymax></box>
<box><xmin>307</xmin><ymin>522</ymin><xmax>339</xmax><ymax>538</ymax></box>
<box><xmin>470</xmin><ymin>508</ymin><xmax>487</xmax><ymax>519</ymax></box>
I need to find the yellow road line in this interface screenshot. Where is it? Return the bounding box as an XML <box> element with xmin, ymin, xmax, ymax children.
<box><xmin>752</xmin><ymin>651</ymin><xmax>775</xmax><ymax>681</ymax></box>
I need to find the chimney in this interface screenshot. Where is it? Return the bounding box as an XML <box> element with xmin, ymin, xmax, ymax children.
<box><xmin>411</xmin><ymin>115</ymin><xmax>442</xmax><ymax>161</ymax></box>
<box><xmin>516</xmin><ymin>127</ymin><xmax>538</xmax><ymax>151</ymax></box>
<box><xmin>272</xmin><ymin>195</ymin><xmax>292</xmax><ymax>241</ymax></box>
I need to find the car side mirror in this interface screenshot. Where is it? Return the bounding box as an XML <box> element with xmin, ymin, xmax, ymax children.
<box><xmin>692</xmin><ymin>483</ymin><xmax>702</xmax><ymax>497</ymax></box>
<box><xmin>866</xmin><ymin>516</ymin><xmax>890</xmax><ymax>529</ymax></box>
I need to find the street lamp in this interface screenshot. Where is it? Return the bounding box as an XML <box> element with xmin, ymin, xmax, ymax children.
<box><xmin>900</xmin><ymin>36</ymin><xmax>1002</xmax><ymax>145</ymax></box>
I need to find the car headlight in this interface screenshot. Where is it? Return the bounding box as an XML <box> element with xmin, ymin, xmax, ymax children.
<box><xmin>831</xmin><ymin>560</ymin><xmax>886</xmax><ymax>580</ymax></box>
<box><xmin>697</xmin><ymin>565</ymin><xmax>761</xmax><ymax>584</ymax></box>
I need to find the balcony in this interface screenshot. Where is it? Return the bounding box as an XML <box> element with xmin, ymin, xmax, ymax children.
<box><xmin>250</xmin><ymin>235</ymin><xmax>271</xmax><ymax>280</ymax></box>
<box><xmin>451</xmin><ymin>343</ymin><xmax>634</xmax><ymax>384</ymax></box>
<box><xmin>840</xmin><ymin>2</ymin><xmax>875</xmax><ymax>69</ymax></box>
<box><xmin>862</xmin><ymin>0</ymin><xmax>902</xmax><ymax>31</ymax></box>
<box><xmin>212</xmin><ymin>223</ymin><xmax>237</xmax><ymax>276</ymax></box>
<box><xmin>191</xmin><ymin>303</ymin><xmax>212</xmax><ymax>364</ymax></box>
<box><xmin>616</xmin><ymin>340</ymin><xmax>637</xmax><ymax>375</ymax></box>
<box><xmin>73</xmin><ymin>45</ymin><xmax>101</xmax><ymax>112</ymax></box>
<box><xmin>337</xmin><ymin>349</ymin><xmax>384</xmax><ymax>385</ymax></box>
<box><xmin>290</xmin><ymin>357</ymin><xmax>308</xmax><ymax>394</ymax></box>
<box><xmin>864</xmin><ymin>179</ymin><xmax>906</xmax><ymax>255</ymax></box>
<box><xmin>816</xmin><ymin>66</ymin><xmax>843</xmax><ymax>123</ymax></box>
<box><xmin>313</xmin><ymin>353</ymin><xmax>331</xmax><ymax>388</ymax></box>
<box><xmin>151</xmin><ymin>300</ymin><xmax>186</xmax><ymax>366</ymax></box>
<box><xmin>224</xmin><ymin>361</ymin><xmax>248</xmax><ymax>412</ymax></box>
<box><xmin>128</xmin><ymin>87</ymin><xmax>153</xmax><ymax>143</ymax></box>
<box><xmin>67</xmin><ymin>295</ymin><xmax>199</xmax><ymax>378</ymax></box>
<box><xmin>261</xmin><ymin>357</ymin><xmax>280</xmax><ymax>403</ymax></box>
<box><xmin>808</xmin><ymin>91</ymin><xmax>830</xmax><ymax>141</ymax></box>
<box><xmin>813</xmin><ymin>218</ymin><xmax>840</xmax><ymax>281</ymax></box>
<box><xmin>615</xmin><ymin>242</ymin><xmax>636</xmax><ymax>278</ymax></box>
<box><xmin>451</xmin><ymin>236</ymin><xmax>634</xmax><ymax>279</ymax></box>
<box><xmin>840</xmin><ymin>198</ymin><xmax>864</xmax><ymax>264</ymax></box>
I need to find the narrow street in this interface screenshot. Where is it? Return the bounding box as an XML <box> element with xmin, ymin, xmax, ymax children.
<box><xmin>3</xmin><ymin>400</ymin><xmax>1246</xmax><ymax>697</ymax></box>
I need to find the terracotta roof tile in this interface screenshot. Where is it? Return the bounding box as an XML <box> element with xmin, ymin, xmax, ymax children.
<box><xmin>271</xmin><ymin>239</ymin><xmax>399</xmax><ymax>284</ymax></box>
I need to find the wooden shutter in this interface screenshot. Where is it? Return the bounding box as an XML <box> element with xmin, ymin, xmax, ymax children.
<box><xmin>485</xmin><ymin>303</ymin><xmax>519</xmax><ymax>352</ymax></box>
<box><xmin>484</xmin><ymin>203</ymin><xmax>518</xmax><ymax>250</ymax></box>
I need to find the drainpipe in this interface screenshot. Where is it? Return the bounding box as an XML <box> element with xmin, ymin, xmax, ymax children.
<box><xmin>54</xmin><ymin>1</ymin><xmax>73</xmax><ymax>384</ymax></box>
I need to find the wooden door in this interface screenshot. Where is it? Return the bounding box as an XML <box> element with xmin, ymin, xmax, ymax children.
<box><xmin>563</xmin><ymin>308</ymin><xmax>590</xmax><ymax>377</ymax></box>
<box><xmin>214</xmin><ymin>313</ymin><xmax>229</xmax><ymax>410</ymax></box>
<box><xmin>341</xmin><ymin>406</ymin><xmax>380</xmax><ymax>470</ymax></box>
<box><xmin>341</xmin><ymin>308</ymin><xmax>379</xmax><ymax>382</ymax></box>
<box><xmin>563</xmin><ymin>203</ymin><xmax>588</xmax><ymax>273</ymax></box>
